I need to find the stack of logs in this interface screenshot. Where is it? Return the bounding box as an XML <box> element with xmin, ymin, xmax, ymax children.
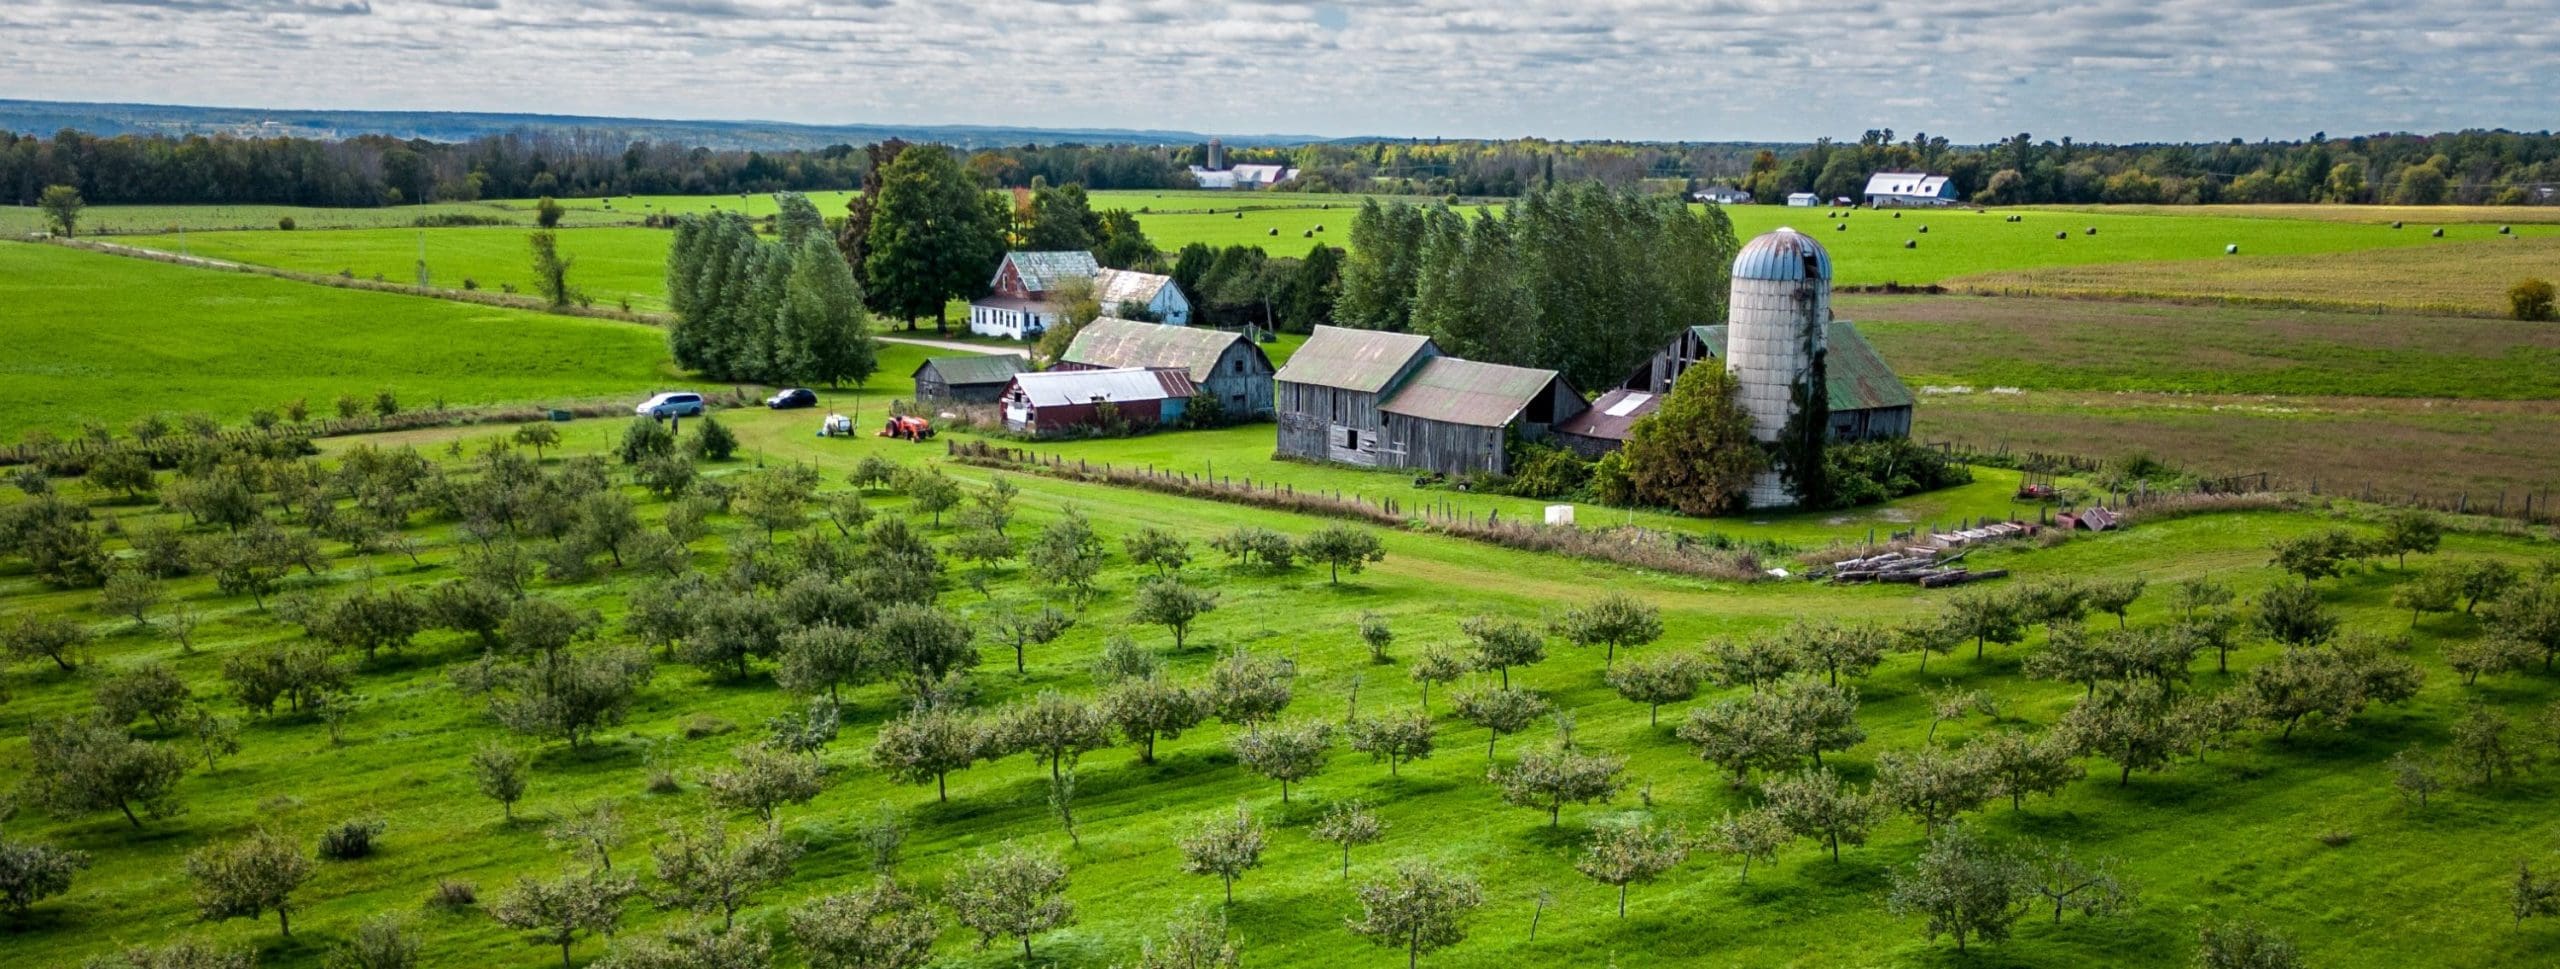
<box><xmin>1827</xmin><ymin>548</ymin><xmax>2010</xmax><ymax>588</ymax></box>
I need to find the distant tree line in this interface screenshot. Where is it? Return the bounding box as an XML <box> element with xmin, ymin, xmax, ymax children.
<box><xmin>1733</xmin><ymin>128</ymin><xmax>2560</xmax><ymax>207</ymax></box>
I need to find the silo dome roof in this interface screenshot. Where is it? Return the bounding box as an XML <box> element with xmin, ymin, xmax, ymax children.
<box><xmin>1731</xmin><ymin>227</ymin><xmax>1832</xmax><ymax>282</ymax></box>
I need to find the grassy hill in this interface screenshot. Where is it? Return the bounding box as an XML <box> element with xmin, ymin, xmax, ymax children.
<box><xmin>0</xmin><ymin>242</ymin><xmax>677</xmax><ymax>438</ymax></box>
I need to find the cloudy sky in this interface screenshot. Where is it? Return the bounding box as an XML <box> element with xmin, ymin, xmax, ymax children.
<box><xmin>4</xmin><ymin>0</ymin><xmax>2554</xmax><ymax>142</ymax></box>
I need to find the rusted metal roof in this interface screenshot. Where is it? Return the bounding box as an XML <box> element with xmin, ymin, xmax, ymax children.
<box><xmin>1062</xmin><ymin>318</ymin><xmax>1264</xmax><ymax>382</ymax></box>
<box><xmin>914</xmin><ymin>355</ymin><xmax>1027</xmax><ymax>387</ymax></box>
<box><xmin>1092</xmin><ymin>269</ymin><xmax>1174</xmax><ymax>308</ymax></box>
<box><xmin>1554</xmin><ymin>388</ymin><xmax>1661</xmax><ymax>442</ymax></box>
<box><xmin>1273</xmin><ymin>325</ymin><xmax>1436</xmax><ymax>394</ymax></box>
<box><xmin>993</xmin><ymin>251</ymin><xmax>1100</xmax><ymax>293</ymax></box>
<box><xmin>1379</xmin><ymin>356</ymin><xmax>1567</xmax><ymax>428</ymax></box>
<box><xmin>1005</xmin><ymin>367</ymin><xmax>1196</xmax><ymax>408</ymax></box>
<box><xmin>1687</xmin><ymin>321</ymin><xmax>1914</xmax><ymax>412</ymax></box>
<box><xmin>1732</xmin><ymin>227</ymin><xmax>1832</xmax><ymax>282</ymax></box>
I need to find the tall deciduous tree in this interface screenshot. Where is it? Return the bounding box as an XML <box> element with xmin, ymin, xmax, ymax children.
<box><xmin>865</xmin><ymin>147</ymin><xmax>1006</xmax><ymax>333</ymax></box>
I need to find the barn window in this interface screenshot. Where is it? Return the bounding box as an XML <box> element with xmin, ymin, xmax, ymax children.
<box><xmin>1232</xmin><ymin>359</ymin><xmax>1244</xmax><ymax>374</ymax></box>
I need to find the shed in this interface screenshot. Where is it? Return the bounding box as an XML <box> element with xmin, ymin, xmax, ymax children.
<box><xmin>1273</xmin><ymin>325</ymin><xmax>1440</xmax><ymax>467</ymax></box>
<box><xmin>1862</xmin><ymin>172</ymin><xmax>1958</xmax><ymax>207</ymax></box>
<box><xmin>1786</xmin><ymin>192</ymin><xmax>1821</xmax><ymax>207</ymax></box>
<box><xmin>1376</xmin><ymin>357</ymin><xmax>1586</xmax><ymax>474</ymax></box>
<box><xmin>1553</xmin><ymin>388</ymin><xmax>1662</xmax><ymax>458</ymax></box>
<box><xmin>913</xmin><ymin>355</ymin><xmax>1029</xmax><ymax>404</ymax></box>
<box><xmin>1273</xmin><ymin>325</ymin><xmax>1585</xmax><ymax>475</ymax></box>
<box><xmin>999</xmin><ymin>367</ymin><xmax>1197</xmax><ymax>436</ymax></box>
<box><xmin>1059</xmin><ymin>318</ymin><xmax>1275</xmax><ymax>418</ymax></box>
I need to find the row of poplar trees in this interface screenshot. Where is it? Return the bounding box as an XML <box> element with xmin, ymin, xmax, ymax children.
<box><xmin>665</xmin><ymin>192</ymin><xmax>880</xmax><ymax>388</ymax></box>
<box><xmin>1334</xmin><ymin>182</ymin><xmax>1740</xmax><ymax>391</ymax></box>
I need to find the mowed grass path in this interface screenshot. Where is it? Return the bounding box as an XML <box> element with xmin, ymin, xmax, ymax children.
<box><xmin>3</xmin><ymin>401</ymin><xmax>2558</xmax><ymax>968</ymax></box>
<box><xmin>0</xmin><ymin>242</ymin><xmax>677</xmax><ymax>439</ymax></box>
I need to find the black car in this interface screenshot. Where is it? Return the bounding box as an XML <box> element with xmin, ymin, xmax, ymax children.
<box><xmin>765</xmin><ymin>388</ymin><xmax>818</xmax><ymax>409</ymax></box>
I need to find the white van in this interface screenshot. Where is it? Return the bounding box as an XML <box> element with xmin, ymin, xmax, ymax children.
<box><xmin>634</xmin><ymin>391</ymin><xmax>706</xmax><ymax>418</ymax></box>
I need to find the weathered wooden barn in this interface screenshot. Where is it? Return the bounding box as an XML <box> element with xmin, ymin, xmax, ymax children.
<box><xmin>1274</xmin><ymin>326</ymin><xmax>1585</xmax><ymax>474</ymax></box>
<box><xmin>1577</xmin><ymin>321</ymin><xmax>1913</xmax><ymax>453</ymax></box>
<box><xmin>912</xmin><ymin>355</ymin><xmax>1029</xmax><ymax>404</ymax></box>
<box><xmin>1092</xmin><ymin>269</ymin><xmax>1193</xmax><ymax>325</ymax></box>
<box><xmin>1057</xmin><ymin>318</ymin><xmax>1275</xmax><ymax>418</ymax></box>
<box><xmin>999</xmin><ymin>367</ymin><xmax>1197</xmax><ymax>437</ymax></box>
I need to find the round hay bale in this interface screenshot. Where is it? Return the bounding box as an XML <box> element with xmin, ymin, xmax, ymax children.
<box><xmin>1234</xmin><ymin>212</ymin><xmax>1244</xmax><ymax>219</ymax></box>
<box><xmin>2432</xmin><ymin>227</ymin><xmax>2444</xmax><ymax>237</ymax></box>
<box><xmin>2225</xmin><ymin>244</ymin><xmax>2238</xmax><ymax>254</ymax></box>
<box><xmin>1904</xmin><ymin>239</ymin><xmax>1917</xmax><ymax>249</ymax></box>
<box><xmin>1268</xmin><ymin>227</ymin><xmax>1278</xmax><ymax>236</ymax></box>
<box><xmin>1918</xmin><ymin>225</ymin><xmax>1930</xmax><ymax>233</ymax></box>
<box><xmin>1836</xmin><ymin>223</ymin><xmax>1847</xmax><ymax>231</ymax></box>
<box><xmin>2085</xmin><ymin>226</ymin><xmax>2098</xmax><ymax>235</ymax></box>
<box><xmin>1315</xmin><ymin>224</ymin><xmax>1324</xmax><ymax>232</ymax></box>
<box><xmin>2391</xmin><ymin>220</ymin><xmax>2404</xmax><ymax>229</ymax></box>
<box><xmin>2500</xmin><ymin>225</ymin><xmax>2512</xmax><ymax>235</ymax></box>
<box><xmin>2055</xmin><ymin>231</ymin><xmax>2067</xmax><ymax>240</ymax></box>
<box><xmin>1893</xmin><ymin>212</ymin><xmax>1902</xmax><ymax>219</ymax></box>
<box><xmin>1301</xmin><ymin>230</ymin><xmax>1312</xmax><ymax>238</ymax></box>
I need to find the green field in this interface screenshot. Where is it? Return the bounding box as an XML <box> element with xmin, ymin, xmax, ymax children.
<box><xmin>3</xmin><ymin>396</ymin><xmax>2558</xmax><ymax>969</ymax></box>
<box><xmin>107</xmin><ymin>203</ymin><xmax>2558</xmax><ymax>315</ymax></box>
<box><xmin>0</xmin><ymin>242</ymin><xmax>678</xmax><ymax>438</ymax></box>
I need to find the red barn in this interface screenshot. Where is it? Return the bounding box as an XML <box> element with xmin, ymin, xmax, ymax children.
<box><xmin>998</xmin><ymin>367</ymin><xmax>1198</xmax><ymax>437</ymax></box>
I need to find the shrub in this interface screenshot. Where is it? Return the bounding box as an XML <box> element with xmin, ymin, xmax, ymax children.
<box><xmin>685</xmin><ymin>415</ymin><xmax>739</xmax><ymax>461</ymax></box>
<box><xmin>2513</xmin><ymin>277</ymin><xmax>2557</xmax><ymax>322</ymax></box>
<box><xmin>1505</xmin><ymin>443</ymin><xmax>1592</xmax><ymax>500</ymax></box>
<box><xmin>277</xmin><ymin>217</ymin><xmax>296</xmax><ymax>231</ymax></box>
<box><xmin>428</xmin><ymin>879</ymin><xmax>477</xmax><ymax>908</ymax></box>
<box><xmin>1820</xmin><ymin>439</ymin><xmax>1973</xmax><ymax>509</ymax></box>
<box><xmin>318</xmin><ymin>817</ymin><xmax>387</xmax><ymax>860</ymax></box>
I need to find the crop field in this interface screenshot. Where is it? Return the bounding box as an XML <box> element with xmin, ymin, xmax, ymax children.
<box><xmin>0</xmin><ymin>242</ymin><xmax>678</xmax><ymax>438</ymax></box>
<box><xmin>1947</xmin><ymin>236</ymin><xmax>2560</xmax><ymax>316</ymax></box>
<box><xmin>1847</xmin><ymin>294</ymin><xmax>2560</xmax><ymax>498</ymax></box>
<box><xmin>4</xmin><ymin>396</ymin><xmax>2559</xmax><ymax>969</ymax></box>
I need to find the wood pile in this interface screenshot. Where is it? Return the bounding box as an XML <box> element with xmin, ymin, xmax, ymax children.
<box><xmin>1824</xmin><ymin>526</ymin><xmax>2023</xmax><ymax>588</ymax></box>
<box><xmin>1914</xmin><ymin>520</ymin><xmax>2035</xmax><ymax>551</ymax></box>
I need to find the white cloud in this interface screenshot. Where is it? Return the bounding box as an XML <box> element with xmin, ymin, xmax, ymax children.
<box><xmin>5</xmin><ymin>0</ymin><xmax>2554</xmax><ymax>141</ymax></box>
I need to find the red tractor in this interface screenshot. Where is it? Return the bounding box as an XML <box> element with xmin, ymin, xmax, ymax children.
<box><xmin>878</xmin><ymin>415</ymin><xmax>935</xmax><ymax>442</ymax></box>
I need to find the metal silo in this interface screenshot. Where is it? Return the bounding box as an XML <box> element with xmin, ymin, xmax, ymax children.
<box><xmin>1725</xmin><ymin>227</ymin><xmax>1831</xmax><ymax>508</ymax></box>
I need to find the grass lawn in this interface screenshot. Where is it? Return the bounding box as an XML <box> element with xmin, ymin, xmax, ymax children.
<box><xmin>119</xmin><ymin>226</ymin><xmax>682</xmax><ymax>312</ymax></box>
<box><xmin>3</xmin><ymin>402</ymin><xmax>2557</xmax><ymax>969</ymax></box>
<box><xmin>0</xmin><ymin>200</ymin><xmax>634</xmax><ymax>236</ymax></box>
<box><xmin>0</xmin><ymin>242</ymin><xmax>678</xmax><ymax>440</ymax></box>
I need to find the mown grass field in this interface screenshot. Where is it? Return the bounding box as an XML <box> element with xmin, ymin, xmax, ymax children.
<box><xmin>0</xmin><ymin>201</ymin><xmax>636</xmax><ymax>236</ymax></box>
<box><xmin>1948</xmin><ymin>236</ymin><xmax>2560</xmax><ymax>316</ymax></box>
<box><xmin>0</xmin><ymin>242</ymin><xmax>679</xmax><ymax>440</ymax></box>
<box><xmin>1847</xmin><ymin>293</ymin><xmax>2560</xmax><ymax>499</ymax></box>
<box><xmin>4</xmin><ymin>395</ymin><xmax>2559</xmax><ymax>969</ymax></box>
<box><xmin>108</xmin><ymin>203</ymin><xmax>2557</xmax><ymax>314</ymax></box>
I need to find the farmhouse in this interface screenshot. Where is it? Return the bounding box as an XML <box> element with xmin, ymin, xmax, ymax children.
<box><xmin>968</xmin><ymin>250</ymin><xmax>1101</xmax><ymax>339</ymax></box>
<box><xmin>1093</xmin><ymin>267</ymin><xmax>1193</xmax><ymax>325</ymax></box>
<box><xmin>1274</xmin><ymin>325</ymin><xmax>1585</xmax><ymax>474</ymax></box>
<box><xmin>1057</xmin><ymin>317</ymin><xmax>1275</xmax><ymax>418</ymax></box>
<box><xmin>1862</xmin><ymin>171</ymin><xmax>1958</xmax><ymax>207</ymax></box>
<box><xmin>999</xmin><ymin>367</ymin><xmax>1198</xmax><ymax>437</ymax></box>
<box><xmin>1785</xmin><ymin>192</ymin><xmax>1820</xmax><ymax>207</ymax></box>
<box><xmin>911</xmin><ymin>355</ymin><xmax>1028</xmax><ymax>404</ymax></box>
<box><xmin>1693</xmin><ymin>185</ymin><xmax>1754</xmax><ymax>205</ymax></box>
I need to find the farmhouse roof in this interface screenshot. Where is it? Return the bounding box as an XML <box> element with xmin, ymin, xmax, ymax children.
<box><xmin>1005</xmin><ymin>367</ymin><xmax>1196</xmax><ymax>408</ymax></box>
<box><xmin>1554</xmin><ymin>388</ymin><xmax>1661</xmax><ymax>442</ymax></box>
<box><xmin>970</xmin><ymin>295</ymin><xmax>1048</xmax><ymax>313</ymax></box>
<box><xmin>915</xmin><ymin>355</ymin><xmax>1027</xmax><ymax>387</ymax></box>
<box><xmin>1274</xmin><ymin>325</ymin><xmax>1436</xmax><ymax>394</ymax></box>
<box><xmin>1687</xmin><ymin>322</ymin><xmax>1914</xmax><ymax>412</ymax></box>
<box><xmin>1062</xmin><ymin>318</ymin><xmax>1263</xmax><ymax>382</ymax></box>
<box><xmin>1862</xmin><ymin>171</ymin><xmax>1951</xmax><ymax>197</ymax></box>
<box><xmin>1379</xmin><ymin>356</ymin><xmax>1569</xmax><ymax>428</ymax></box>
<box><xmin>994</xmin><ymin>251</ymin><xmax>1100</xmax><ymax>293</ymax></box>
<box><xmin>1092</xmin><ymin>268</ymin><xmax>1176</xmax><ymax>308</ymax></box>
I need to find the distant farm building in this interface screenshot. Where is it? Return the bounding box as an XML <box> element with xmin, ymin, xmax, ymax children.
<box><xmin>999</xmin><ymin>367</ymin><xmax>1197</xmax><ymax>436</ymax></box>
<box><xmin>912</xmin><ymin>355</ymin><xmax>1029</xmax><ymax>404</ymax></box>
<box><xmin>1785</xmin><ymin>192</ymin><xmax>1820</xmax><ymax>207</ymax></box>
<box><xmin>1188</xmin><ymin>138</ymin><xmax>1298</xmax><ymax>189</ymax></box>
<box><xmin>1693</xmin><ymin>185</ymin><xmax>1754</xmax><ymax>205</ymax></box>
<box><xmin>1057</xmin><ymin>318</ymin><xmax>1275</xmax><ymax>417</ymax></box>
<box><xmin>1093</xmin><ymin>268</ymin><xmax>1193</xmax><ymax>325</ymax></box>
<box><xmin>969</xmin><ymin>251</ymin><xmax>1100</xmax><ymax>339</ymax></box>
<box><xmin>1862</xmin><ymin>171</ymin><xmax>1958</xmax><ymax>207</ymax></box>
<box><xmin>1274</xmin><ymin>326</ymin><xmax>1585</xmax><ymax>475</ymax></box>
